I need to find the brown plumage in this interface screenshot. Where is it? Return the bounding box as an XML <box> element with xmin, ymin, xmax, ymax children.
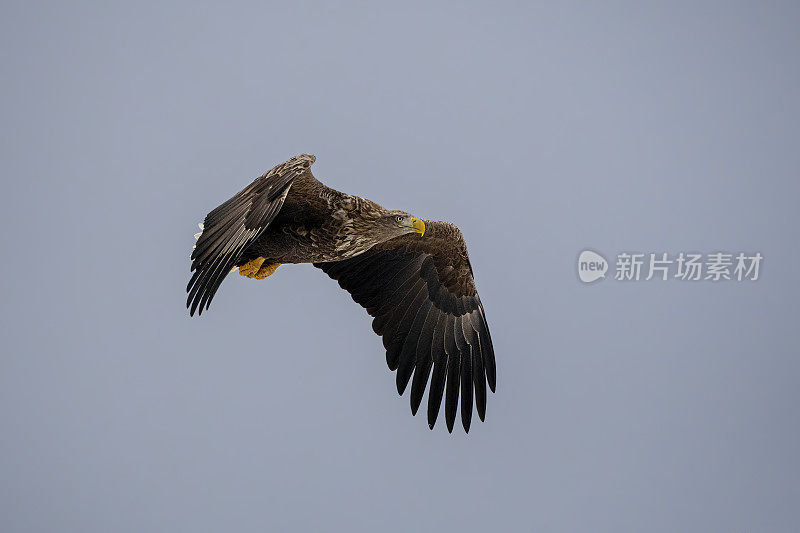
<box><xmin>187</xmin><ymin>154</ymin><xmax>495</xmax><ymax>432</ymax></box>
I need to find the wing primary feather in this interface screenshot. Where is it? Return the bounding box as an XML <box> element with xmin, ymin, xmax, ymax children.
<box><xmin>466</xmin><ymin>314</ymin><xmax>487</xmax><ymax>422</ymax></box>
<box><xmin>477</xmin><ymin>303</ymin><xmax>496</xmax><ymax>392</ymax></box>
<box><xmin>382</xmin><ymin>280</ymin><xmax>427</xmax><ymax>370</ymax></box>
<box><xmin>444</xmin><ymin>322</ymin><xmax>462</xmax><ymax>434</ymax></box>
<box><xmin>395</xmin><ymin>299</ymin><xmax>433</xmax><ymax>394</ymax></box>
<box><xmin>189</xmin><ymin>225</ymin><xmax>251</xmax><ymax>315</ymax></box>
<box><xmin>426</xmin><ymin>312</ymin><xmax>448</xmax><ymax>429</ymax></box>
<box><xmin>191</xmin><ymin>225</ymin><xmax>257</xmax><ymax>315</ymax></box>
<box><xmin>409</xmin><ymin>306</ymin><xmax>438</xmax><ymax>414</ymax></box>
<box><xmin>451</xmin><ymin>314</ymin><xmax>472</xmax><ymax>432</ymax></box>
<box><xmin>460</xmin><ymin>343</ymin><xmax>474</xmax><ymax>433</ymax></box>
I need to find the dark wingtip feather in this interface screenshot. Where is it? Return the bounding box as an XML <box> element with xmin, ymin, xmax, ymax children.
<box><xmin>426</xmin><ymin>313</ymin><xmax>448</xmax><ymax>430</ymax></box>
<box><xmin>409</xmin><ymin>360</ymin><xmax>432</xmax><ymax>416</ymax></box>
<box><xmin>394</xmin><ymin>297</ymin><xmax>431</xmax><ymax>395</ymax></box>
<box><xmin>460</xmin><ymin>345</ymin><xmax>474</xmax><ymax>433</ymax></box>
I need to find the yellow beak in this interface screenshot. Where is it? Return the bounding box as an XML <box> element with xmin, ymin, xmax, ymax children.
<box><xmin>411</xmin><ymin>217</ymin><xmax>425</xmax><ymax>236</ymax></box>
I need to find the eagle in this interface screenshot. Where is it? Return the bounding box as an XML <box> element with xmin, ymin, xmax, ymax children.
<box><xmin>187</xmin><ymin>154</ymin><xmax>495</xmax><ymax>432</ymax></box>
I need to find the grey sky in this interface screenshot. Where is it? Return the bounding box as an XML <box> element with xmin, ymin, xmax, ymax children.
<box><xmin>2</xmin><ymin>1</ymin><xmax>799</xmax><ymax>531</ymax></box>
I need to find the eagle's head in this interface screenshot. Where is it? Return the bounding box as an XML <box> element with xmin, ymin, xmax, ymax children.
<box><xmin>346</xmin><ymin>206</ymin><xmax>425</xmax><ymax>251</ymax></box>
<box><xmin>370</xmin><ymin>210</ymin><xmax>426</xmax><ymax>242</ymax></box>
<box><xmin>338</xmin><ymin>205</ymin><xmax>426</xmax><ymax>257</ymax></box>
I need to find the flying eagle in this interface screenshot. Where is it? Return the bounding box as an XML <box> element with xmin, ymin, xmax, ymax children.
<box><xmin>187</xmin><ymin>154</ymin><xmax>495</xmax><ymax>432</ymax></box>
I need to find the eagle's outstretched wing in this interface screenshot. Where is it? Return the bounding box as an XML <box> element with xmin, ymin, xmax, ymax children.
<box><xmin>187</xmin><ymin>154</ymin><xmax>315</xmax><ymax>315</ymax></box>
<box><xmin>315</xmin><ymin>221</ymin><xmax>495</xmax><ymax>432</ymax></box>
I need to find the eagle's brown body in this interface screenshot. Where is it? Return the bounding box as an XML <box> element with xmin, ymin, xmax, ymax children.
<box><xmin>187</xmin><ymin>154</ymin><xmax>495</xmax><ymax>433</ymax></box>
<box><xmin>239</xmin><ymin>168</ymin><xmax>390</xmax><ymax>265</ymax></box>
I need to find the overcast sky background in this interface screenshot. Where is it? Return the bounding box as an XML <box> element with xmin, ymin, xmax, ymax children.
<box><xmin>2</xmin><ymin>2</ymin><xmax>799</xmax><ymax>531</ymax></box>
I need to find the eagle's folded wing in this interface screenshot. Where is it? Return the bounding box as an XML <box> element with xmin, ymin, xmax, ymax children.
<box><xmin>315</xmin><ymin>220</ymin><xmax>495</xmax><ymax>432</ymax></box>
<box><xmin>187</xmin><ymin>154</ymin><xmax>315</xmax><ymax>315</ymax></box>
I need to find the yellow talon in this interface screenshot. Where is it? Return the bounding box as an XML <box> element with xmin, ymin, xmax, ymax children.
<box><xmin>239</xmin><ymin>258</ymin><xmax>281</xmax><ymax>279</ymax></box>
<box><xmin>239</xmin><ymin>257</ymin><xmax>265</xmax><ymax>277</ymax></box>
<box><xmin>254</xmin><ymin>262</ymin><xmax>281</xmax><ymax>279</ymax></box>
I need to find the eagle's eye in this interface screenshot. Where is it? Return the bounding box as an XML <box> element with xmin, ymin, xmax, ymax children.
<box><xmin>395</xmin><ymin>215</ymin><xmax>404</xmax><ymax>223</ymax></box>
